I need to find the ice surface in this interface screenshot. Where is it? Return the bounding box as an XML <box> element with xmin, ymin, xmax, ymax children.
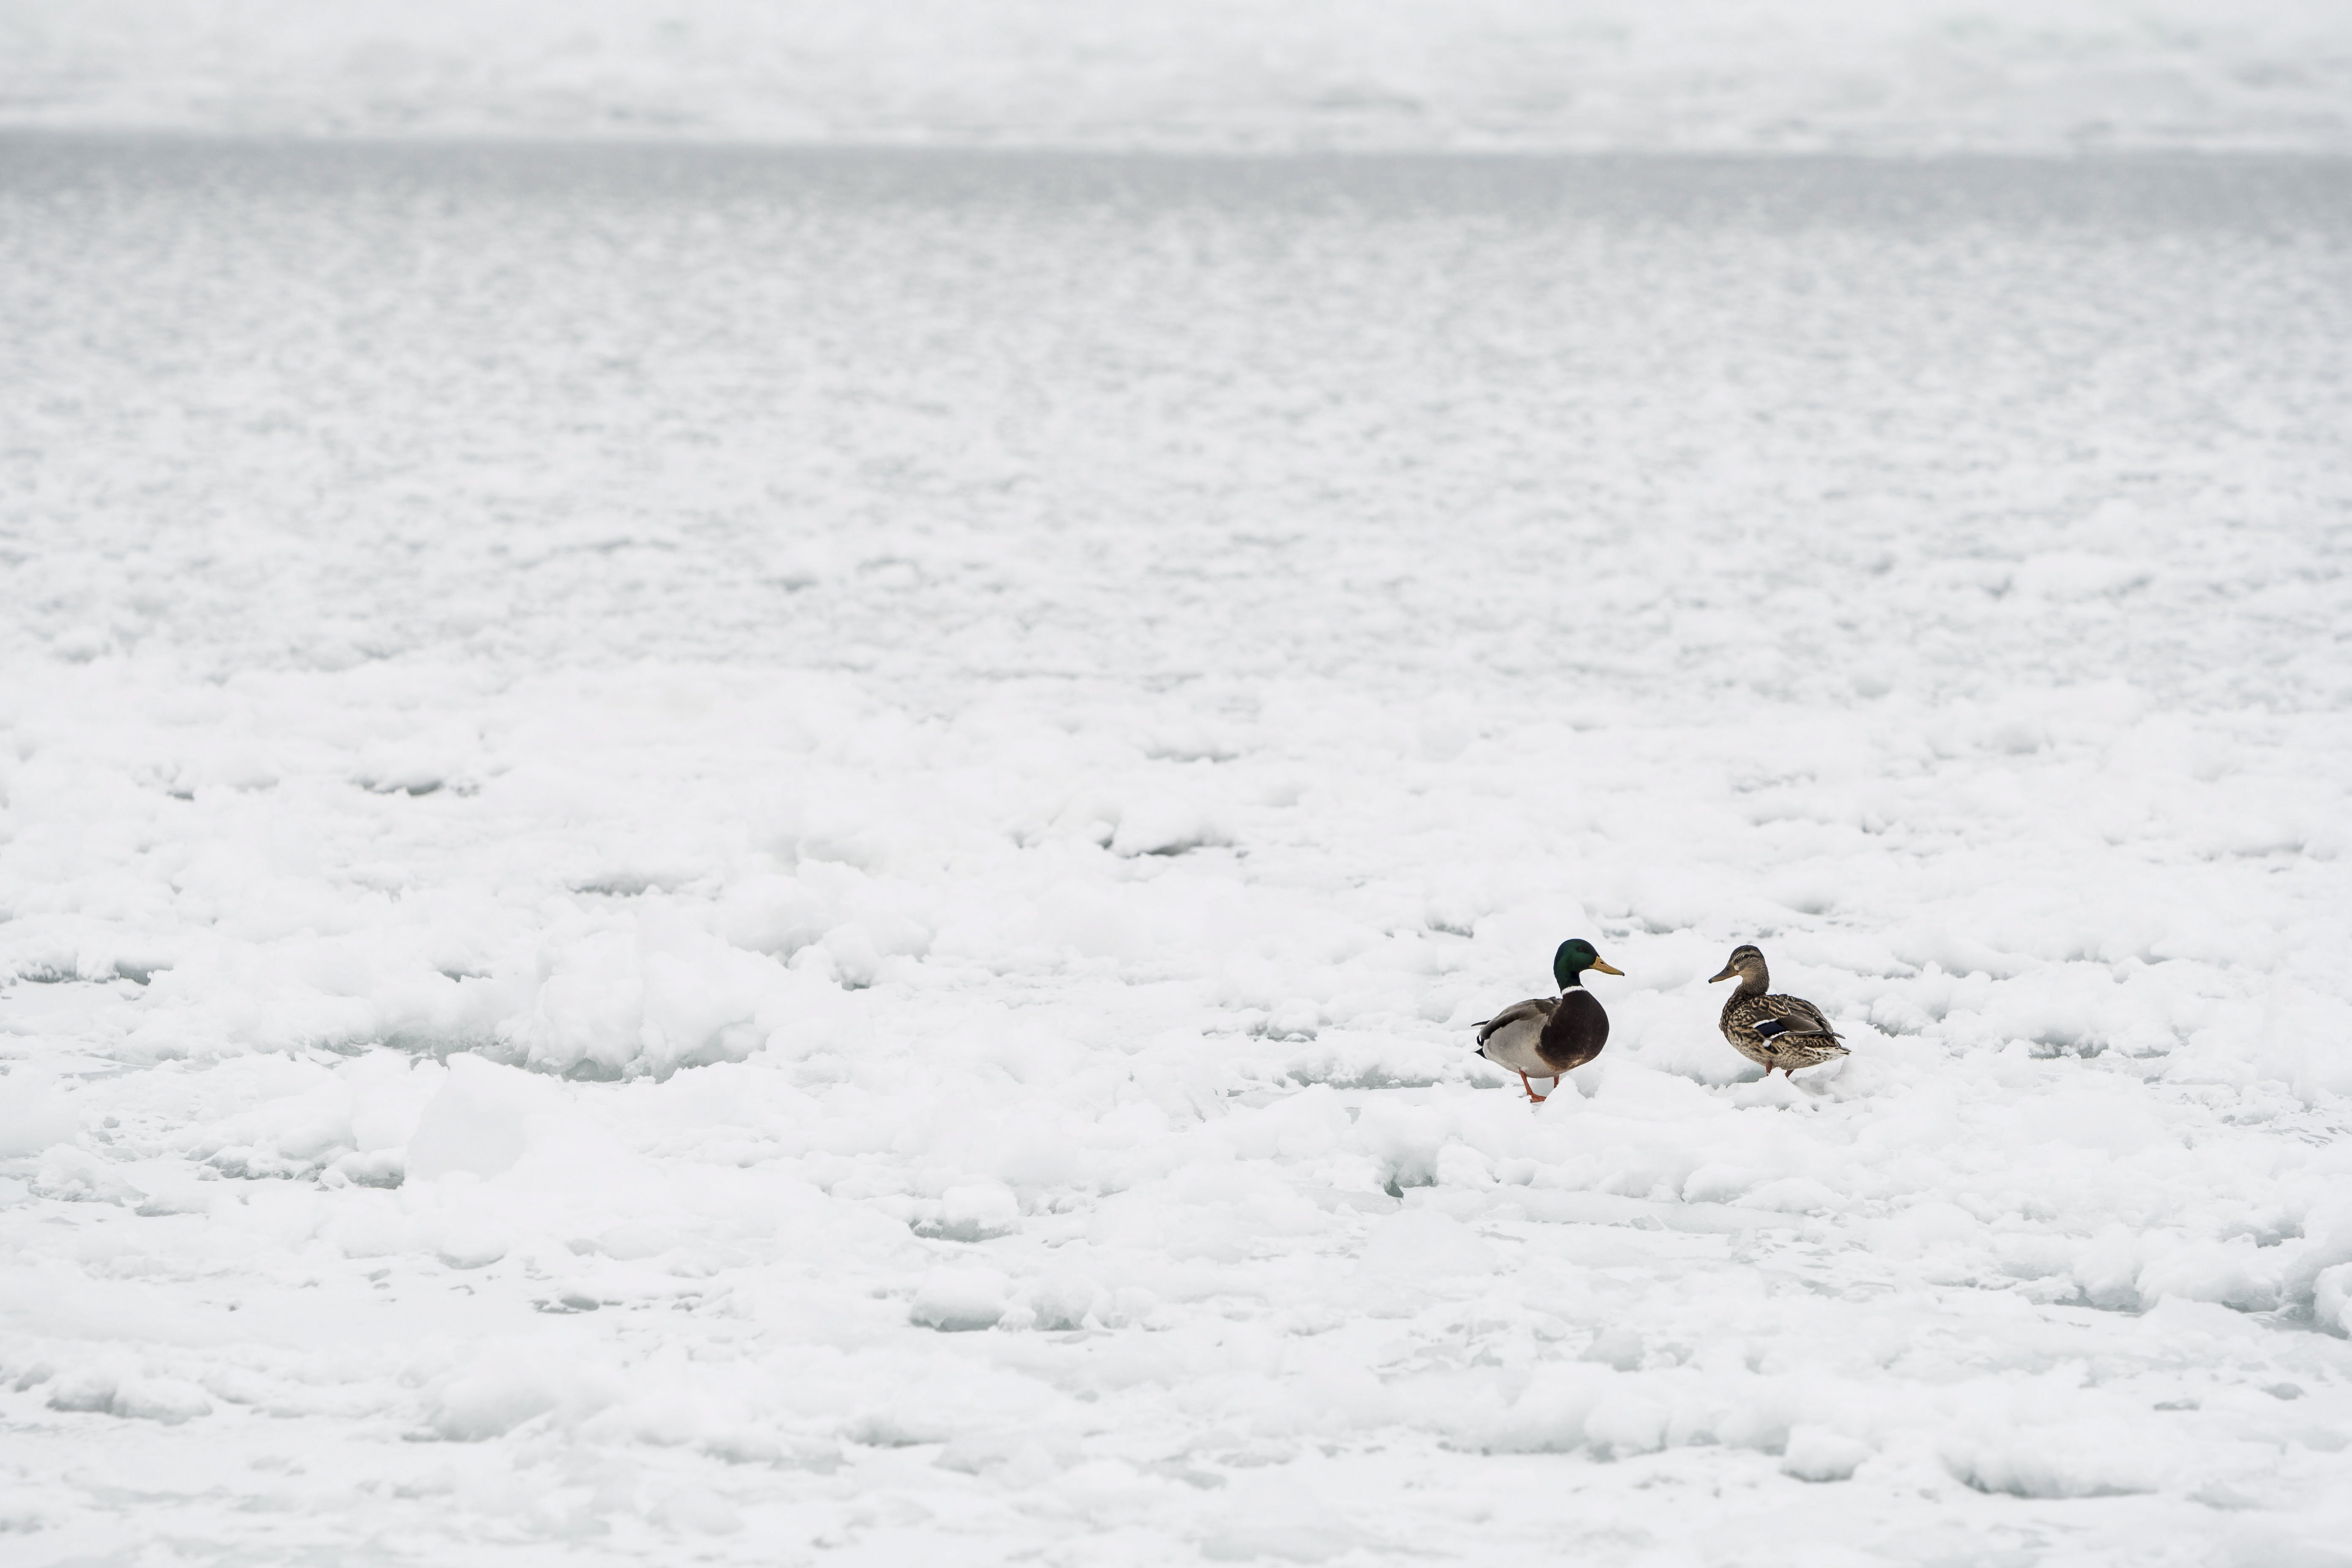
<box><xmin>2</xmin><ymin>0</ymin><xmax>2351</xmax><ymax>153</ymax></box>
<box><xmin>1</xmin><ymin>137</ymin><xmax>2350</xmax><ymax>1563</ymax></box>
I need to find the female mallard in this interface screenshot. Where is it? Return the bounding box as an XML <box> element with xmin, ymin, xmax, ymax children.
<box><xmin>1708</xmin><ymin>945</ymin><xmax>1846</xmax><ymax>1076</ymax></box>
<box><xmin>1474</xmin><ymin>939</ymin><xmax>1623</xmax><ymax>1102</ymax></box>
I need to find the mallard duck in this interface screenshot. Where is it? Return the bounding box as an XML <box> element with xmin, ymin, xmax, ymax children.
<box><xmin>1474</xmin><ymin>939</ymin><xmax>1623</xmax><ymax>1102</ymax></box>
<box><xmin>1708</xmin><ymin>945</ymin><xmax>1847</xmax><ymax>1076</ymax></box>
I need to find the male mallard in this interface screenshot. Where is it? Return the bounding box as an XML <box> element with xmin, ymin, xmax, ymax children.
<box><xmin>1474</xmin><ymin>939</ymin><xmax>1623</xmax><ymax>1102</ymax></box>
<box><xmin>1708</xmin><ymin>945</ymin><xmax>1847</xmax><ymax>1076</ymax></box>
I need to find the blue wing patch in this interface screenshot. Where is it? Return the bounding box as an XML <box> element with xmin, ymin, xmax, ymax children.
<box><xmin>1753</xmin><ymin>1018</ymin><xmax>1791</xmax><ymax>1038</ymax></box>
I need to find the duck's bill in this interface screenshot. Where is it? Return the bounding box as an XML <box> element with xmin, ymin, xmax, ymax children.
<box><xmin>1588</xmin><ymin>959</ymin><xmax>1625</xmax><ymax>976</ymax></box>
<box><xmin>1707</xmin><ymin>965</ymin><xmax>1737</xmax><ymax>983</ymax></box>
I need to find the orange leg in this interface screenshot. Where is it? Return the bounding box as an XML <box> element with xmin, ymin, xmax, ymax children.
<box><xmin>1519</xmin><ymin>1072</ymin><xmax>1547</xmax><ymax>1103</ymax></box>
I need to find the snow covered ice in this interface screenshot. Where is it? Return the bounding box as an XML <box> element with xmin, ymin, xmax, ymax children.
<box><xmin>6</xmin><ymin>0</ymin><xmax>2352</xmax><ymax>154</ymax></box>
<box><xmin>4</xmin><ymin>123</ymin><xmax>2352</xmax><ymax>1568</ymax></box>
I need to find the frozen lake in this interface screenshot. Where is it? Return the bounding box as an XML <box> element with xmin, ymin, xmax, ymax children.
<box><xmin>2</xmin><ymin>136</ymin><xmax>2350</xmax><ymax>1564</ymax></box>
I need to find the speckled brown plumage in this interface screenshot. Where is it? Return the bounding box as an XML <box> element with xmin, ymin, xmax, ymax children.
<box><xmin>1708</xmin><ymin>944</ymin><xmax>1848</xmax><ymax>1076</ymax></box>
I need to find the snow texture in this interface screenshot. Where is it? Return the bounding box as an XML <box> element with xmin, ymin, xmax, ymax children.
<box><xmin>2</xmin><ymin>0</ymin><xmax>2352</xmax><ymax>152</ymax></box>
<box><xmin>2</xmin><ymin>135</ymin><xmax>2351</xmax><ymax>1563</ymax></box>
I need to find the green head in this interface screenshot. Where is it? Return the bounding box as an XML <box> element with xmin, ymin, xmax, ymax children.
<box><xmin>1554</xmin><ymin>938</ymin><xmax>1624</xmax><ymax>990</ymax></box>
